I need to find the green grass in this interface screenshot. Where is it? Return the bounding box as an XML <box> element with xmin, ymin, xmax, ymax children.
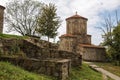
<box><xmin>0</xmin><ymin>61</ymin><xmax>105</xmax><ymax>80</ymax></box>
<box><xmin>0</xmin><ymin>61</ymin><xmax>55</xmax><ymax>80</ymax></box>
<box><xmin>0</xmin><ymin>33</ymin><xmax>28</xmax><ymax>39</ymax></box>
<box><xmin>69</xmin><ymin>63</ymin><xmax>102</xmax><ymax>80</ymax></box>
<box><xmin>94</xmin><ymin>62</ymin><xmax>120</xmax><ymax>77</ymax></box>
<box><xmin>0</xmin><ymin>61</ymin><xmax>104</xmax><ymax>80</ymax></box>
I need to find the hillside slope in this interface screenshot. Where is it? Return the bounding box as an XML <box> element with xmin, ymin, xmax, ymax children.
<box><xmin>69</xmin><ymin>63</ymin><xmax>102</xmax><ymax>80</ymax></box>
<box><xmin>0</xmin><ymin>61</ymin><xmax>55</xmax><ymax>80</ymax></box>
<box><xmin>0</xmin><ymin>61</ymin><xmax>105</xmax><ymax>80</ymax></box>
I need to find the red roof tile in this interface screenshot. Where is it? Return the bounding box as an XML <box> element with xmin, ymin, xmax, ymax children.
<box><xmin>0</xmin><ymin>5</ymin><xmax>5</xmax><ymax>9</ymax></box>
<box><xmin>60</xmin><ymin>34</ymin><xmax>77</xmax><ymax>38</ymax></box>
<box><xmin>79</xmin><ymin>44</ymin><xmax>105</xmax><ymax>49</ymax></box>
<box><xmin>66</xmin><ymin>14</ymin><xmax>88</xmax><ymax>20</ymax></box>
<box><xmin>87</xmin><ymin>34</ymin><xmax>91</xmax><ymax>36</ymax></box>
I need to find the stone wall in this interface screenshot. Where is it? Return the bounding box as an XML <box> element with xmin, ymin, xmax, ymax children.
<box><xmin>76</xmin><ymin>34</ymin><xmax>91</xmax><ymax>44</ymax></box>
<box><xmin>0</xmin><ymin>38</ymin><xmax>23</xmax><ymax>56</ymax></box>
<box><xmin>59</xmin><ymin>36</ymin><xmax>77</xmax><ymax>52</ymax></box>
<box><xmin>86</xmin><ymin>35</ymin><xmax>91</xmax><ymax>44</ymax></box>
<box><xmin>66</xmin><ymin>18</ymin><xmax>87</xmax><ymax>35</ymax></box>
<box><xmin>0</xmin><ymin>37</ymin><xmax>82</xmax><ymax>80</ymax></box>
<box><xmin>82</xmin><ymin>47</ymin><xmax>106</xmax><ymax>61</ymax></box>
<box><xmin>22</xmin><ymin>39</ymin><xmax>82</xmax><ymax>66</ymax></box>
<box><xmin>26</xmin><ymin>38</ymin><xmax>58</xmax><ymax>49</ymax></box>
<box><xmin>0</xmin><ymin>56</ymin><xmax>70</xmax><ymax>80</ymax></box>
<box><xmin>0</xmin><ymin>38</ymin><xmax>82</xmax><ymax>66</ymax></box>
<box><xmin>59</xmin><ymin>34</ymin><xmax>92</xmax><ymax>54</ymax></box>
<box><xmin>58</xmin><ymin>50</ymin><xmax>82</xmax><ymax>66</ymax></box>
<box><xmin>0</xmin><ymin>5</ymin><xmax>5</xmax><ymax>33</ymax></box>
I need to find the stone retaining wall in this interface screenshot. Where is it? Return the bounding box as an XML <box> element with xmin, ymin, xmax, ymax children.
<box><xmin>21</xmin><ymin>39</ymin><xmax>82</xmax><ymax>66</ymax></box>
<box><xmin>0</xmin><ymin>38</ymin><xmax>82</xmax><ymax>66</ymax></box>
<box><xmin>0</xmin><ymin>57</ymin><xmax>70</xmax><ymax>80</ymax></box>
<box><xmin>26</xmin><ymin>38</ymin><xmax>58</xmax><ymax>49</ymax></box>
<box><xmin>83</xmin><ymin>47</ymin><xmax>106</xmax><ymax>62</ymax></box>
<box><xmin>0</xmin><ymin>38</ymin><xmax>23</xmax><ymax>55</ymax></box>
<box><xmin>0</xmin><ymin>38</ymin><xmax>82</xmax><ymax>80</ymax></box>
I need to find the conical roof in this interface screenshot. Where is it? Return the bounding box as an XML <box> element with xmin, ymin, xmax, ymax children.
<box><xmin>66</xmin><ymin>12</ymin><xmax>88</xmax><ymax>20</ymax></box>
<box><xmin>0</xmin><ymin>5</ymin><xmax>5</xmax><ymax>9</ymax></box>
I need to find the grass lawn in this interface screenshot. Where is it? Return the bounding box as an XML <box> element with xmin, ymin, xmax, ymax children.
<box><xmin>0</xmin><ymin>33</ymin><xmax>28</xmax><ymax>39</ymax></box>
<box><xmin>0</xmin><ymin>61</ymin><xmax>104</xmax><ymax>80</ymax></box>
<box><xmin>0</xmin><ymin>61</ymin><xmax>55</xmax><ymax>80</ymax></box>
<box><xmin>69</xmin><ymin>63</ymin><xmax>103</xmax><ymax>80</ymax></box>
<box><xmin>94</xmin><ymin>62</ymin><xmax>120</xmax><ymax>77</ymax></box>
<box><xmin>0</xmin><ymin>61</ymin><xmax>114</xmax><ymax>80</ymax></box>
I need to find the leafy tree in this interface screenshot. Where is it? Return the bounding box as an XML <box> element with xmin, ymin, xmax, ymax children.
<box><xmin>5</xmin><ymin>0</ymin><xmax>42</xmax><ymax>36</ymax></box>
<box><xmin>111</xmin><ymin>23</ymin><xmax>120</xmax><ymax>65</ymax></box>
<box><xmin>37</xmin><ymin>3</ymin><xmax>61</xmax><ymax>42</ymax></box>
<box><xmin>96</xmin><ymin>11</ymin><xmax>120</xmax><ymax>64</ymax></box>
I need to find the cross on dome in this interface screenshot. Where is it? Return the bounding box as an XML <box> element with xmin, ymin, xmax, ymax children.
<box><xmin>75</xmin><ymin>11</ymin><xmax>77</xmax><ymax>15</ymax></box>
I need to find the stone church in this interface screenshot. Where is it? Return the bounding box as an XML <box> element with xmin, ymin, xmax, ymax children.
<box><xmin>59</xmin><ymin>13</ymin><xmax>106</xmax><ymax>61</ymax></box>
<box><xmin>0</xmin><ymin>4</ymin><xmax>105</xmax><ymax>61</ymax></box>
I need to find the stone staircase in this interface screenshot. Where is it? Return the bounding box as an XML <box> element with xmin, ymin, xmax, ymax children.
<box><xmin>0</xmin><ymin>38</ymin><xmax>82</xmax><ymax>80</ymax></box>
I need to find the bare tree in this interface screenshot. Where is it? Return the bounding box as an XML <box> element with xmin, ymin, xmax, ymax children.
<box><xmin>5</xmin><ymin>0</ymin><xmax>42</xmax><ymax>36</ymax></box>
<box><xmin>96</xmin><ymin>11</ymin><xmax>120</xmax><ymax>46</ymax></box>
<box><xmin>96</xmin><ymin>11</ymin><xmax>120</xmax><ymax>63</ymax></box>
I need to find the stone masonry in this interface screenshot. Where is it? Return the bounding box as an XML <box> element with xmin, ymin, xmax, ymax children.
<box><xmin>59</xmin><ymin>13</ymin><xmax>106</xmax><ymax>61</ymax></box>
<box><xmin>0</xmin><ymin>5</ymin><xmax>5</xmax><ymax>33</ymax></box>
<box><xmin>0</xmin><ymin>56</ymin><xmax>71</xmax><ymax>80</ymax></box>
<box><xmin>0</xmin><ymin>37</ymin><xmax>82</xmax><ymax>80</ymax></box>
<box><xmin>0</xmin><ymin>5</ymin><xmax>82</xmax><ymax>80</ymax></box>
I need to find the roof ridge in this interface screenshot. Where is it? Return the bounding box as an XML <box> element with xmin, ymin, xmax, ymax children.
<box><xmin>0</xmin><ymin>5</ymin><xmax>5</xmax><ymax>9</ymax></box>
<box><xmin>60</xmin><ymin>34</ymin><xmax>77</xmax><ymax>38</ymax></box>
<box><xmin>66</xmin><ymin>14</ymin><xmax>88</xmax><ymax>20</ymax></box>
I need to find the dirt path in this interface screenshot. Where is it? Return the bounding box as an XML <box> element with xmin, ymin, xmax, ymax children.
<box><xmin>84</xmin><ymin>62</ymin><xmax>120</xmax><ymax>80</ymax></box>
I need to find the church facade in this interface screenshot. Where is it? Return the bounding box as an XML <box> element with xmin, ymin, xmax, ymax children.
<box><xmin>59</xmin><ymin>13</ymin><xmax>106</xmax><ymax>61</ymax></box>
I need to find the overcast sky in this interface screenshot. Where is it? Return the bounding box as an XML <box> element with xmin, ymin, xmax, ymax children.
<box><xmin>0</xmin><ymin>0</ymin><xmax>120</xmax><ymax>45</ymax></box>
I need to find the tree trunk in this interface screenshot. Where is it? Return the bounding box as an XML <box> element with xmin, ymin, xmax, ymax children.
<box><xmin>48</xmin><ymin>36</ymin><xmax>50</xmax><ymax>42</ymax></box>
<box><xmin>48</xmin><ymin>36</ymin><xmax>50</xmax><ymax>48</ymax></box>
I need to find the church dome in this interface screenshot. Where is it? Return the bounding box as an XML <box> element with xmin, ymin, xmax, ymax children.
<box><xmin>66</xmin><ymin>12</ymin><xmax>88</xmax><ymax>20</ymax></box>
